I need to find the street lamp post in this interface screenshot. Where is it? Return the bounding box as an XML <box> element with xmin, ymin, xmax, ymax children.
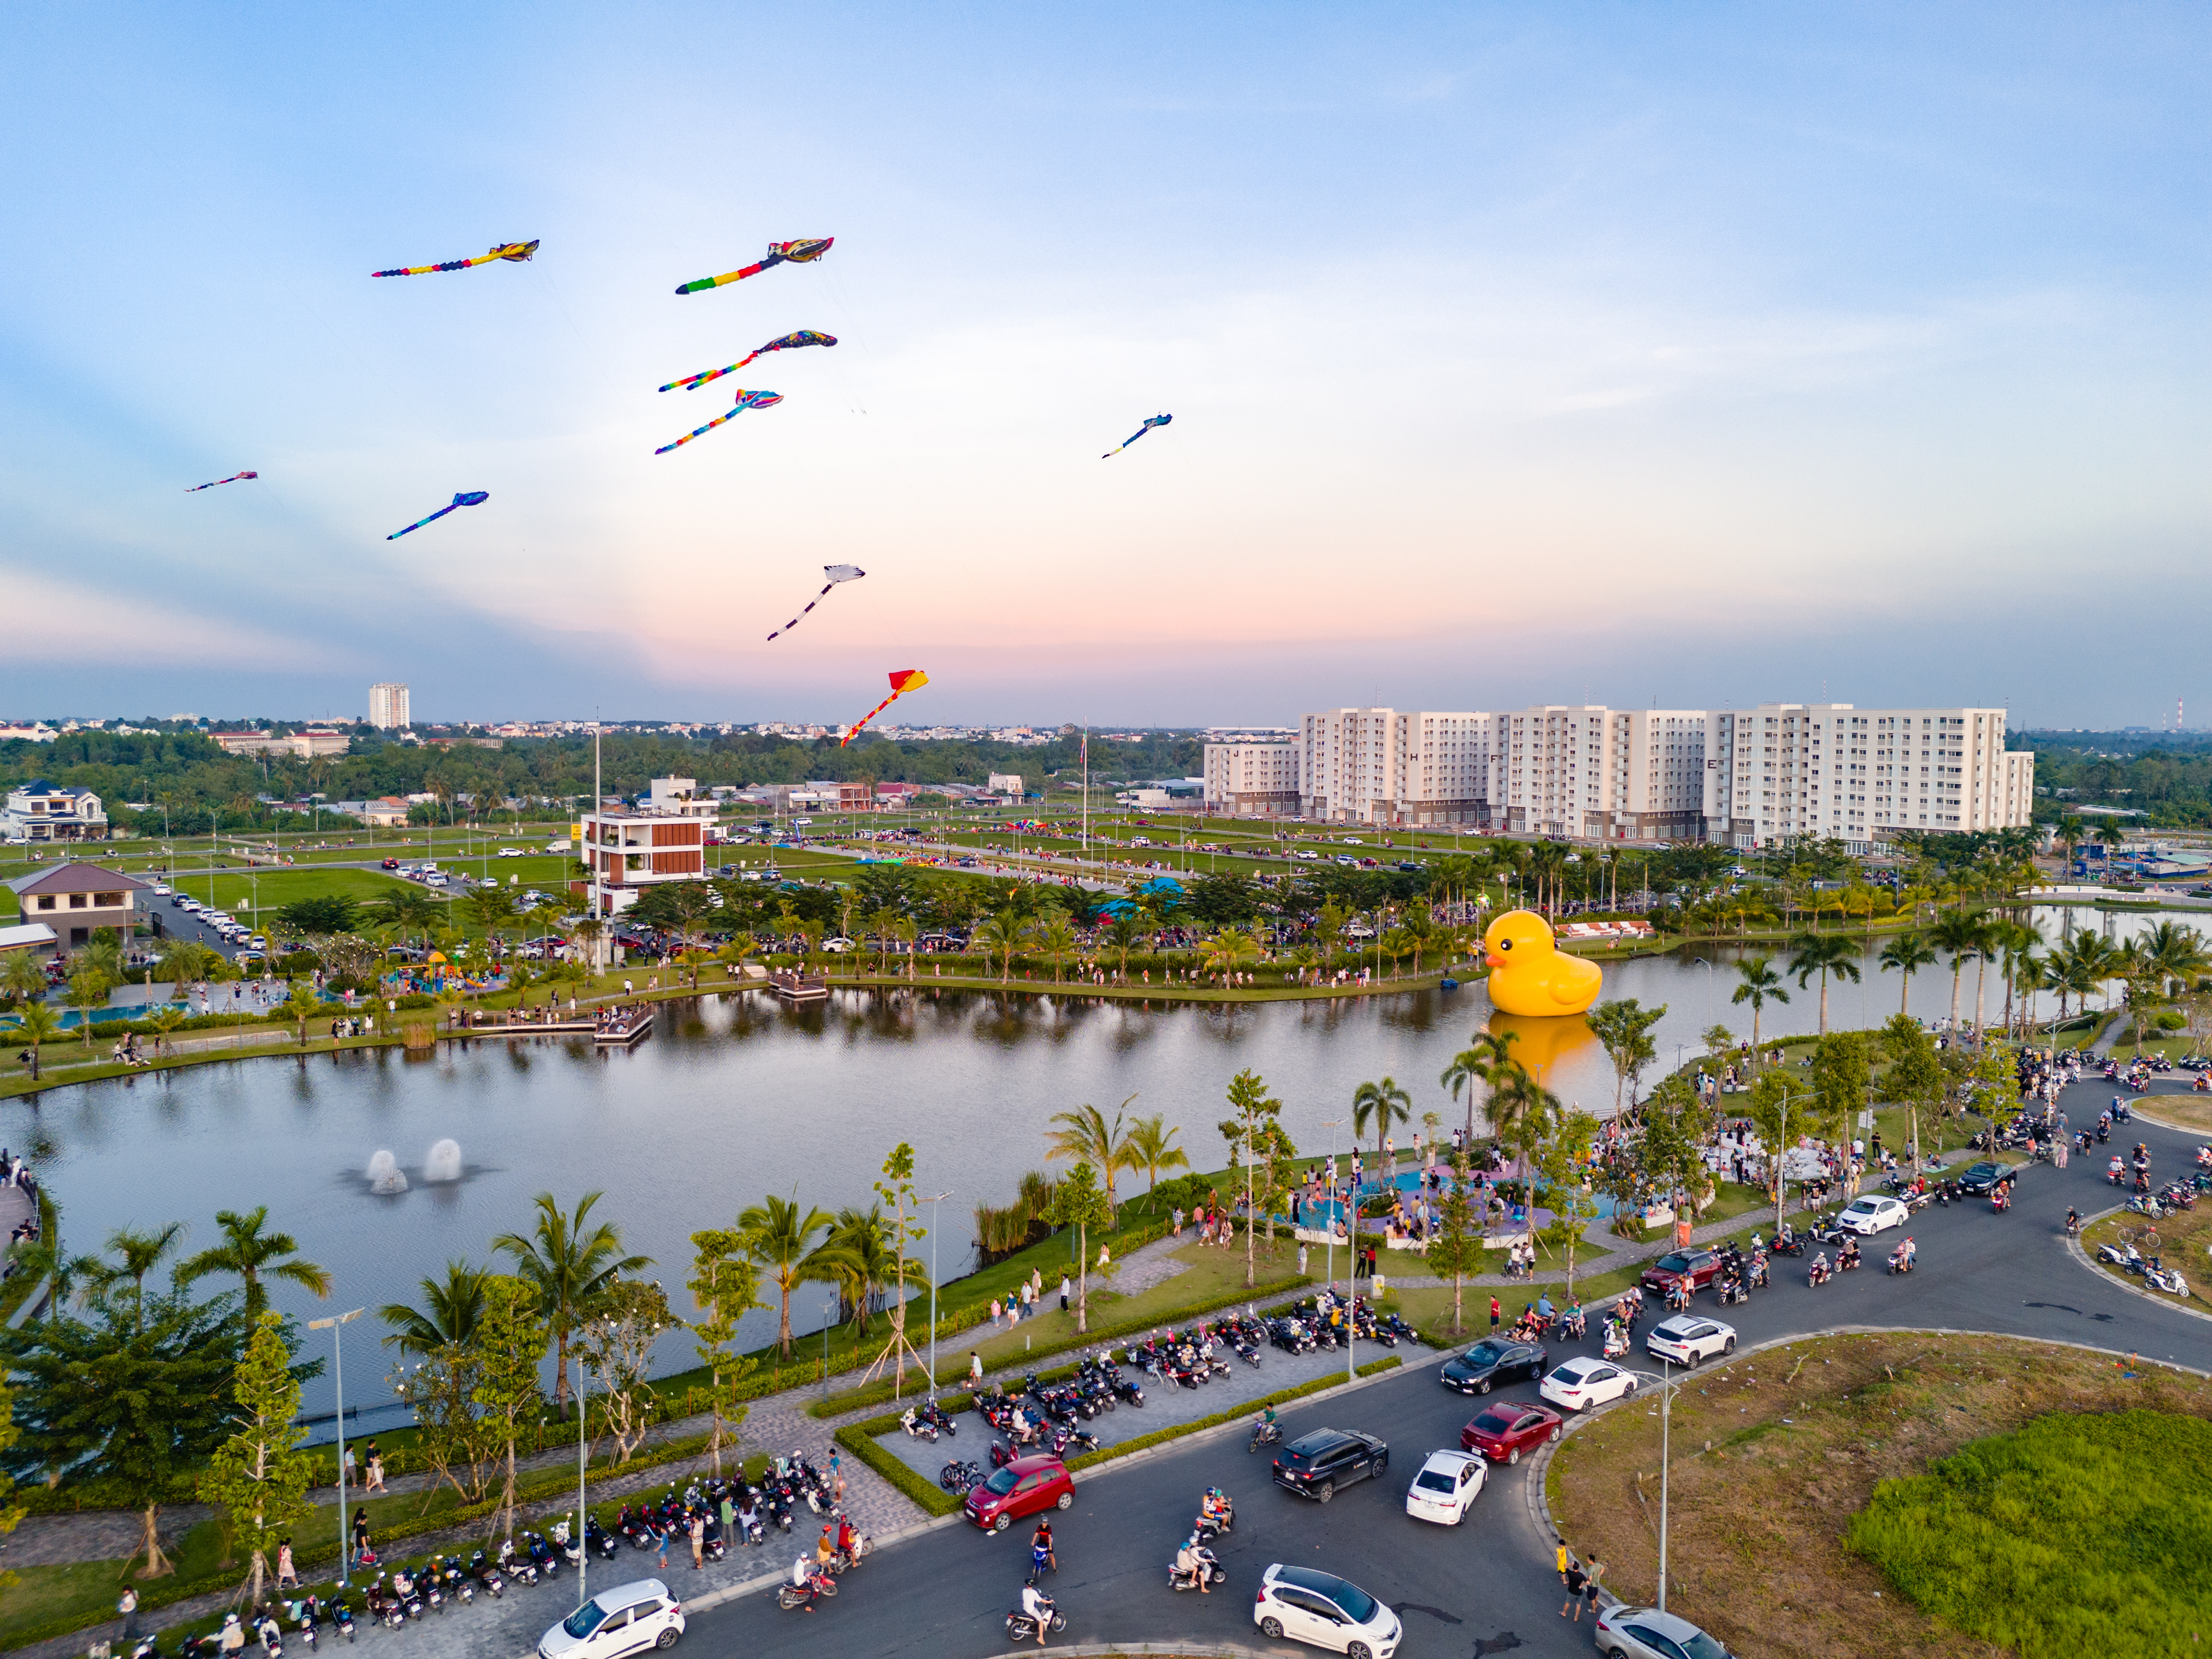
<box><xmin>923</xmin><ymin>1190</ymin><xmax>951</xmax><ymax>1397</ymax></box>
<box><xmin>1658</xmin><ymin>1354</ymin><xmax>1674</xmax><ymax>1612</ymax></box>
<box><xmin>577</xmin><ymin>1341</ymin><xmax>591</xmax><ymax>1611</ymax></box>
<box><xmin>1321</xmin><ymin>1119</ymin><xmax>1345</xmax><ymax>1296</ymax></box>
<box><xmin>307</xmin><ymin>1307</ymin><xmax>365</xmax><ymax>1586</ymax></box>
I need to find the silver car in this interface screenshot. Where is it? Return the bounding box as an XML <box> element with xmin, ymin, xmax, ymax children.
<box><xmin>1594</xmin><ymin>1604</ymin><xmax>1735</xmax><ymax>1659</ymax></box>
<box><xmin>1645</xmin><ymin>1315</ymin><xmax>1735</xmax><ymax>1368</ymax></box>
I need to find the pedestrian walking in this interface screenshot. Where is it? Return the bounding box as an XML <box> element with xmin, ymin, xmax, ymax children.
<box><xmin>1297</xmin><ymin>1243</ymin><xmax>1309</xmax><ymax>1276</ymax></box>
<box><xmin>342</xmin><ymin>1444</ymin><xmax>357</xmax><ymax>1489</ymax></box>
<box><xmin>365</xmin><ymin>1452</ymin><xmax>386</xmax><ymax>1493</ymax></box>
<box><xmin>1489</xmin><ymin>1295</ymin><xmax>1502</xmax><ymax>1334</ymax></box>
<box><xmin>969</xmin><ymin>1350</ymin><xmax>985</xmax><ymax>1386</ymax></box>
<box><xmin>118</xmin><ymin>1587</ymin><xmax>139</xmax><ymax>1643</ymax></box>
<box><xmin>1171</xmin><ymin>1205</ymin><xmax>1184</xmax><ymax>1239</ymax></box>
<box><xmin>276</xmin><ymin>1538</ymin><xmax>298</xmax><ymax>1589</ymax></box>
<box><xmin>1059</xmin><ymin>1274</ymin><xmax>1070</xmax><ymax>1313</ymax></box>
<box><xmin>831</xmin><ymin>1448</ymin><xmax>845</xmax><ymax>1504</ymax></box>
<box><xmin>990</xmin><ymin>1297</ymin><xmax>1004</xmax><ymax>1330</ymax></box>
<box><xmin>1560</xmin><ymin>1559</ymin><xmax>1589</xmax><ymax>1621</ymax></box>
<box><xmin>1583</xmin><ymin>1554</ymin><xmax>1605</xmax><ymax>1613</ymax></box>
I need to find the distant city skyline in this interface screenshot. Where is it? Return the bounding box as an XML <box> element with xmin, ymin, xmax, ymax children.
<box><xmin>3</xmin><ymin>4</ymin><xmax>2205</xmax><ymax>727</ymax></box>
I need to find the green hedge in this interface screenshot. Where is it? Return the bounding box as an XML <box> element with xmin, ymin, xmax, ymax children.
<box><xmin>808</xmin><ymin>1273</ymin><xmax>1311</xmax><ymax>1418</ymax></box>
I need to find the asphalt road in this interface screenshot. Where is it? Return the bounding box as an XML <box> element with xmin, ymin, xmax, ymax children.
<box><xmin>671</xmin><ymin>1071</ymin><xmax>2212</xmax><ymax>1659</ymax></box>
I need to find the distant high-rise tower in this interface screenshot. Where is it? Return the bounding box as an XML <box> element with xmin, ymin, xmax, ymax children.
<box><xmin>368</xmin><ymin>682</ymin><xmax>411</xmax><ymax>729</ymax></box>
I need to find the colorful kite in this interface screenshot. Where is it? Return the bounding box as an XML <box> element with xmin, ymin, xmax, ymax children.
<box><xmin>767</xmin><ymin>565</ymin><xmax>865</xmax><ymax>642</ymax></box>
<box><xmin>841</xmin><ymin>669</ymin><xmax>929</xmax><ymax>746</ymax></box>
<box><xmin>675</xmin><ymin>238</ymin><xmax>834</xmax><ymax>296</ymax></box>
<box><xmin>372</xmin><ymin>240</ymin><xmax>540</xmax><ymax>278</ymax></box>
<box><xmin>185</xmin><ymin>470</ymin><xmax>257</xmax><ymax>492</ymax></box>
<box><xmin>386</xmin><ymin>490</ymin><xmax>489</xmax><ymax>540</ymax></box>
<box><xmin>659</xmin><ymin>331</ymin><xmax>837</xmax><ymax>393</ymax></box>
<box><xmin>654</xmin><ymin>390</ymin><xmax>783</xmax><ymax>455</ymax></box>
<box><xmin>1102</xmin><ymin>413</ymin><xmax>1173</xmax><ymax>459</ymax></box>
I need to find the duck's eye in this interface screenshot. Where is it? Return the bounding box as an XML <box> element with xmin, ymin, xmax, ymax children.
<box><xmin>1498</xmin><ymin>939</ymin><xmax>1512</xmax><ymax>951</ymax></box>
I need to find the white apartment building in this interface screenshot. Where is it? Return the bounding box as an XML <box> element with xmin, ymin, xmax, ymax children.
<box><xmin>1203</xmin><ymin>743</ymin><xmax>1301</xmax><ymax>816</ymax></box>
<box><xmin>368</xmin><ymin>682</ymin><xmax>411</xmax><ymax>729</ymax></box>
<box><xmin>1493</xmin><ymin>707</ymin><xmax>1708</xmax><ymax>840</ymax></box>
<box><xmin>1701</xmin><ymin>704</ymin><xmax>2034</xmax><ymax>851</ymax></box>
<box><xmin>1296</xmin><ymin>709</ymin><xmax>1498</xmax><ymax>825</ymax></box>
<box><xmin>646</xmin><ymin>776</ymin><xmax>718</xmax><ymax>820</ymax></box>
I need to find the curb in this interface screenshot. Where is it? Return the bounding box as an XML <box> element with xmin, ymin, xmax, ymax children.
<box><xmin>2065</xmin><ymin>1204</ymin><xmax>2212</xmax><ymax>1326</ymax></box>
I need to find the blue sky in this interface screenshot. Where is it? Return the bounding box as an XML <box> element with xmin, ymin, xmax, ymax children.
<box><xmin>2</xmin><ymin>3</ymin><xmax>2205</xmax><ymax>727</ymax></box>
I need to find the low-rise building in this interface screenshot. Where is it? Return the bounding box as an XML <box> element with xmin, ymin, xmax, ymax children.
<box><xmin>647</xmin><ymin>777</ymin><xmax>719</xmax><ymax>820</ymax></box>
<box><xmin>580</xmin><ymin>809</ymin><xmax>706</xmax><ymax>916</ymax></box>
<box><xmin>211</xmin><ymin>729</ymin><xmax>349</xmax><ymax>759</ymax></box>
<box><xmin>3</xmin><ymin>780</ymin><xmax>109</xmax><ymax>842</ymax></box>
<box><xmin>5</xmin><ymin>862</ymin><xmax>146</xmax><ymax>951</ymax></box>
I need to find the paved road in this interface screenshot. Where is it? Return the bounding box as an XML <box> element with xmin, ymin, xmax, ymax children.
<box><xmin>664</xmin><ymin>1070</ymin><xmax>2212</xmax><ymax>1659</ymax></box>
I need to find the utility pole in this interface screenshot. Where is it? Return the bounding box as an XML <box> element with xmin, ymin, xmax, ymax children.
<box><xmin>1658</xmin><ymin>1355</ymin><xmax>1673</xmax><ymax>1611</ymax></box>
<box><xmin>308</xmin><ymin>1307</ymin><xmax>365</xmax><ymax>1587</ymax></box>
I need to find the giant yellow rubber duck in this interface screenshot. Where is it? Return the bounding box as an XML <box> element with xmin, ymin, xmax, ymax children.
<box><xmin>1482</xmin><ymin>909</ymin><xmax>1602</xmax><ymax>1017</ymax></box>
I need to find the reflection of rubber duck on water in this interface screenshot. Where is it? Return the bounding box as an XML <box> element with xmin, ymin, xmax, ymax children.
<box><xmin>1482</xmin><ymin>909</ymin><xmax>1602</xmax><ymax>1016</ymax></box>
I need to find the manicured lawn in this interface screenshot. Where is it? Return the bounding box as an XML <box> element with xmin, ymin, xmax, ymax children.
<box><xmin>2080</xmin><ymin>1203</ymin><xmax>2212</xmax><ymax>1314</ymax></box>
<box><xmin>1549</xmin><ymin>1330</ymin><xmax>2212</xmax><ymax>1659</ymax></box>
<box><xmin>0</xmin><ymin>1515</ymin><xmax>230</xmax><ymax>1650</ymax></box>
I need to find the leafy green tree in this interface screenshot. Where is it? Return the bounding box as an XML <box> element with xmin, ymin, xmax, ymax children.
<box><xmin>867</xmin><ymin>1142</ymin><xmax>930</xmax><ymax>1392</ymax></box>
<box><xmin>1424</xmin><ymin>1150</ymin><xmax>1486</xmax><ymax>1335</ymax></box>
<box><xmin>1810</xmin><ymin>1031</ymin><xmax>1871</xmax><ymax>1151</ymax></box>
<box><xmin>686</xmin><ymin>1229</ymin><xmax>762</xmax><ymax>1476</ymax></box>
<box><xmin>1878</xmin><ymin>1014</ymin><xmax>1944</xmax><ymax>1167</ymax></box>
<box><xmin>1587</xmin><ymin>998</ymin><xmax>1667</xmax><ymax>1116</ymax></box>
<box><xmin>1743</xmin><ymin>1070</ymin><xmax>1810</xmax><ymax>1230</ymax></box>
<box><xmin>1787</xmin><ymin>932</ymin><xmax>1863</xmax><ymax>1037</ymax></box>
<box><xmin>737</xmin><ymin>1192</ymin><xmax>834</xmax><ymax>1359</ymax></box>
<box><xmin>274</xmin><ymin>895</ymin><xmax>360</xmax><ymax>935</ymax></box>
<box><xmin>0</xmin><ymin>951</ymin><xmax>46</xmax><ymax>1009</ymax></box>
<box><xmin>1043</xmin><ymin>1162</ymin><xmax>1115</xmax><ymax>1332</ymax></box>
<box><xmin>65</xmin><ymin>969</ymin><xmax>108</xmax><ymax>1052</ymax></box>
<box><xmin>1731</xmin><ymin>956</ymin><xmax>1790</xmax><ymax>1067</ymax></box>
<box><xmin>1185</xmin><ymin>872</ymin><xmax>1260</xmax><ymax>927</ymax></box>
<box><xmin>1217</xmin><ymin>1070</ymin><xmax>1287</xmax><ymax>1289</ymax></box>
<box><xmin>573</xmin><ymin>1279</ymin><xmax>678</xmax><ymax>1465</ymax></box>
<box><xmin>201</xmin><ymin>1311</ymin><xmax>315</xmax><ymax>1607</ymax></box>
<box><xmin>177</xmin><ymin>1207</ymin><xmax>331</xmax><ymax>1324</ymax></box>
<box><xmin>492</xmin><ymin>1192</ymin><xmax>651</xmax><ymax>1418</ymax></box>
<box><xmin>4</xmin><ymin>1280</ymin><xmax>240</xmax><ymax>1578</ymax></box>
<box><xmin>1124</xmin><ymin>1113</ymin><xmax>1190</xmax><ymax>1207</ymax></box>
<box><xmin>1534</xmin><ymin>1109</ymin><xmax>1603</xmax><ymax>1297</ymax></box>
<box><xmin>470</xmin><ymin>1274</ymin><xmax>547</xmax><ymax>1545</ymax></box>
<box><xmin>1485</xmin><ymin>1064</ymin><xmax>1561</xmax><ymax>1253</ymax></box>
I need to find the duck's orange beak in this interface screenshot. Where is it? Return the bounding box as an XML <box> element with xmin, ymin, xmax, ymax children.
<box><xmin>1485</xmin><ymin>953</ymin><xmax>1506</xmax><ymax>968</ymax></box>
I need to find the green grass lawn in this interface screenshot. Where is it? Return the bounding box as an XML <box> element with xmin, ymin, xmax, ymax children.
<box><xmin>0</xmin><ymin>1515</ymin><xmax>230</xmax><ymax>1650</ymax></box>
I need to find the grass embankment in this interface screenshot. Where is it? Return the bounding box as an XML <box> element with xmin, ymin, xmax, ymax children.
<box><xmin>2135</xmin><ymin>1091</ymin><xmax>2212</xmax><ymax>1136</ymax></box>
<box><xmin>1548</xmin><ymin>1330</ymin><xmax>2212</xmax><ymax>1659</ymax></box>
<box><xmin>2081</xmin><ymin>1204</ymin><xmax>2212</xmax><ymax>1314</ymax></box>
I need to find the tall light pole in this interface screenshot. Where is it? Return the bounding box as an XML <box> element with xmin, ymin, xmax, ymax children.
<box><xmin>577</xmin><ymin>1338</ymin><xmax>591</xmax><ymax>1611</ymax></box>
<box><xmin>307</xmin><ymin>1307</ymin><xmax>365</xmax><ymax>1586</ymax></box>
<box><xmin>1692</xmin><ymin>957</ymin><xmax>1715</xmax><ymax>1024</ymax></box>
<box><xmin>922</xmin><ymin>1190</ymin><xmax>951</xmax><ymax>1397</ymax></box>
<box><xmin>1657</xmin><ymin>1353</ymin><xmax>1674</xmax><ymax>1612</ymax></box>
<box><xmin>1321</xmin><ymin>1118</ymin><xmax>1345</xmax><ymax>1297</ymax></box>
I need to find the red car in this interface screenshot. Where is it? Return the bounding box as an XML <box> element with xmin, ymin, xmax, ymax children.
<box><xmin>381</xmin><ymin>858</ymin><xmax>400</xmax><ymax>869</ymax></box>
<box><xmin>963</xmin><ymin>1453</ymin><xmax>1074</xmax><ymax>1532</ymax></box>
<box><xmin>1461</xmin><ymin>1402</ymin><xmax>1563</xmax><ymax>1465</ymax></box>
<box><xmin>1638</xmin><ymin>1248</ymin><xmax>1721</xmax><ymax>1297</ymax></box>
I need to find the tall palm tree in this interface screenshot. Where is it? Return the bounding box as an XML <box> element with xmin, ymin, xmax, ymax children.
<box><xmin>1103</xmin><ymin>913</ymin><xmax>1144</xmax><ymax>982</ymax></box>
<box><xmin>737</xmin><ymin>1192</ymin><xmax>835</xmax><ymax>1359</ymax></box>
<box><xmin>969</xmin><ymin>912</ymin><xmax>1024</xmax><ymax>984</ymax></box>
<box><xmin>1787</xmin><ymin>933</ymin><xmax>1861</xmax><ymax>1037</ymax></box>
<box><xmin>492</xmin><ymin>1191</ymin><xmax>652</xmax><ymax>1416</ymax></box>
<box><xmin>14</xmin><ymin>1002</ymin><xmax>61</xmax><ymax>1081</ymax></box>
<box><xmin>812</xmin><ymin>1205</ymin><xmax>917</xmax><ymax>1334</ymax></box>
<box><xmin>1483</xmin><ymin>1063</ymin><xmax>1561</xmax><ymax>1251</ymax></box>
<box><xmin>1123</xmin><ymin>1114</ymin><xmax>1190</xmax><ymax>1207</ymax></box>
<box><xmin>2142</xmin><ymin>922</ymin><xmax>2212</xmax><ymax>1003</ymax></box>
<box><xmin>378</xmin><ymin>1261</ymin><xmax>488</xmax><ymax>1354</ymax></box>
<box><xmin>1730</xmin><ymin>956</ymin><xmax>1790</xmax><ymax>1069</ymax></box>
<box><xmin>1</xmin><ymin>950</ymin><xmax>47</xmax><ymax>1008</ymax></box>
<box><xmin>177</xmin><ymin>1206</ymin><xmax>331</xmax><ymax>1322</ymax></box>
<box><xmin>1030</xmin><ymin>916</ymin><xmax>1077</xmax><ymax>984</ymax></box>
<box><xmin>1351</xmin><ymin>1077</ymin><xmax>1413</xmax><ymax>1167</ymax></box>
<box><xmin>1929</xmin><ymin>907</ymin><xmax>1987</xmax><ymax>1043</ymax></box>
<box><xmin>1046</xmin><ymin>1097</ymin><xmax>1137</xmax><ymax>1212</ymax></box>
<box><xmin>83</xmin><ymin>1223</ymin><xmax>188</xmax><ymax>1332</ymax></box>
<box><xmin>1878</xmin><ymin>931</ymin><xmax>1939</xmax><ymax>1018</ymax></box>
<box><xmin>1440</xmin><ymin>1030</ymin><xmax>1521</xmax><ymax>1143</ymax></box>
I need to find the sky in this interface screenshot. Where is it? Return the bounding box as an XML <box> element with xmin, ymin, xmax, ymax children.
<box><xmin>2</xmin><ymin>3</ymin><xmax>2206</xmax><ymax>729</ymax></box>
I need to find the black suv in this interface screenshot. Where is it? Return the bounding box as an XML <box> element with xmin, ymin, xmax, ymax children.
<box><xmin>1272</xmin><ymin>1428</ymin><xmax>1389</xmax><ymax>1503</ymax></box>
<box><xmin>1955</xmin><ymin>1161</ymin><xmax>2008</xmax><ymax>1195</ymax></box>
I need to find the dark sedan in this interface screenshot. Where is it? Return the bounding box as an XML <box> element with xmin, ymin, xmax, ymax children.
<box><xmin>1438</xmin><ymin>1338</ymin><xmax>1548</xmax><ymax>1396</ymax></box>
<box><xmin>1955</xmin><ymin>1160</ymin><xmax>2009</xmax><ymax>1195</ymax></box>
<box><xmin>1271</xmin><ymin>1427</ymin><xmax>1389</xmax><ymax>1504</ymax></box>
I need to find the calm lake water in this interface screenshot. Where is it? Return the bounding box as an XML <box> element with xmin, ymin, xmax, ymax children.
<box><xmin>8</xmin><ymin>902</ymin><xmax>2185</xmax><ymax>1426</ymax></box>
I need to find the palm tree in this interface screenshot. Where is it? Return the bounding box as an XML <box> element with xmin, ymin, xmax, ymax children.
<box><xmin>737</xmin><ymin>1192</ymin><xmax>834</xmax><ymax>1359</ymax></box>
<box><xmin>2142</xmin><ymin>922</ymin><xmax>2211</xmax><ymax>1003</ymax></box>
<box><xmin>1787</xmin><ymin>933</ymin><xmax>1861</xmax><ymax>1036</ymax></box>
<box><xmin>14</xmin><ymin>1002</ymin><xmax>61</xmax><ymax>1081</ymax></box>
<box><xmin>1030</xmin><ymin>916</ymin><xmax>1077</xmax><ymax>984</ymax></box>
<box><xmin>1046</xmin><ymin>1097</ymin><xmax>1137</xmax><ymax>1213</ymax></box>
<box><xmin>1199</xmin><ymin>928</ymin><xmax>1259</xmax><ymax>985</ymax></box>
<box><xmin>1483</xmin><ymin>1063</ymin><xmax>1561</xmax><ymax>1252</ymax></box>
<box><xmin>1878</xmin><ymin>931</ymin><xmax>1939</xmax><ymax>1018</ymax></box>
<box><xmin>492</xmin><ymin>1191</ymin><xmax>652</xmax><ymax>1416</ymax></box>
<box><xmin>970</xmin><ymin>912</ymin><xmax>1024</xmax><ymax>984</ymax></box>
<box><xmin>280</xmin><ymin>979</ymin><xmax>324</xmax><ymax>1046</ymax></box>
<box><xmin>2</xmin><ymin>951</ymin><xmax>49</xmax><ymax>1008</ymax></box>
<box><xmin>1440</xmin><ymin>1029</ymin><xmax>1520</xmax><ymax>1143</ymax></box>
<box><xmin>83</xmin><ymin>1222</ymin><xmax>188</xmax><ymax>1332</ymax></box>
<box><xmin>1103</xmin><ymin>913</ymin><xmax>1144</xmax><ymax>982</ymax></box>
<box><xmin>1730</xmin><ymin>956</ymin><xmax>1790</xmax><ymax>1069</ymax></box>
<box><xmin>379</xmin><ymin>1261</ymin><xmax>488</xmax><ymax>1354</ymax></box>
<box><xmin>813</xmin><ymin>1205</ymin><xmax>915</xmax><ymax>1334</ymax></box>
<box><xmin>1929</xmin><ymin>907</ymin><xmax>1987</xmax><ymax>1043</ymax></box>
<box><xmin>177</xmin><ymin>1206</ymin><xmax>331</xmax><ymax>1322</ymax></box>
<box><xmin>1123</xmin><ymin>1114</ymin><xmax>1190</xmax><ymax>1207</ymax></box>
<box><xmin>1351</xmin><ymin>1077</ymin><xmax>1412</xmax><ymax>1169</ymax></box>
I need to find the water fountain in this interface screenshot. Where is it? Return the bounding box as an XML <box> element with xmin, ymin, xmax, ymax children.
<box><xmin>424</xmin><ymin>1138</ymin><xmax>462</xmax><ymax>1183</ymax></box>
<box><xmin>366</xmin><ymin>1149</ymin><xmax>409</xmax><ymax>1194</ymax></box>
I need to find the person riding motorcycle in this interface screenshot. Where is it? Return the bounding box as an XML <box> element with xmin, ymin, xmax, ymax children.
<box><xmin>1810</xmin><ymin>1249</ymin><xmax>1831</xmax><ymax>1284</ymax></box>
<box><xmin>1838</xmin><ymin>1237</ymin><xmax>1860</xmax><ymax>1270</ymax></box>
<box><xmin>2066</xmin><ymin>1207</ymin><xmax>2081</xmax><ymax>1237</ymax></box>
<box><xmin>1019</xmin><ymin>1582</ymin><xmax>1056</xmax><ymax>1645</ymax></box>
<box><xmin>1175</xmin><ymin>1532</ymin><xmax>1211</xmax><ymax>1594</ymax></box>
<box><xmin>1030</xmin><ymin>1518</ymin><xmax>1056</xmax><ymax>1576</ymax></box>
<box><xmin>836</xmin><ymin>1516</ymin><xmax>860</xmax><ymax>1561</ymax></box>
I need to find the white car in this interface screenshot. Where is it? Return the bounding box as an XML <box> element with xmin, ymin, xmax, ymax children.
<box><xmin>1540</xmin><ymin>1356</ymin><xmax>1639</xmax><ymax>1413</ymax></box>
<box><xmin>1254</xmin><ymin>1564</ymin><xmax>1401</xmax><ymax>1658</ymax></box>
<box><xmin>498</xmin><ymin>847</ymin><xmax>525</xmax><ymax>857</ymax></box>
<box><xmin>1836</xmin><ymin>1194</ymin><xmax>1909</xmax><ymax>1235</ymax></box>
<box><xmin>1403</xmin><ymin>1450</ymin><xmax>1487</xmax><ymax>1525</ymax></box>
<box><xmin>1595</xmin><ymin>1603</ymin><xmax>1735</xmax><ymax>1659</ymax></box>
<box><xmin>539</xmin><ymin>1578</ymin><xmax>684</xmax><ymax>1658</ymax></box>
<box><xmin>1645</xmin><ymin>1315</ymin><xmax>1736</xmax><ymax>1368</ymax></box>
